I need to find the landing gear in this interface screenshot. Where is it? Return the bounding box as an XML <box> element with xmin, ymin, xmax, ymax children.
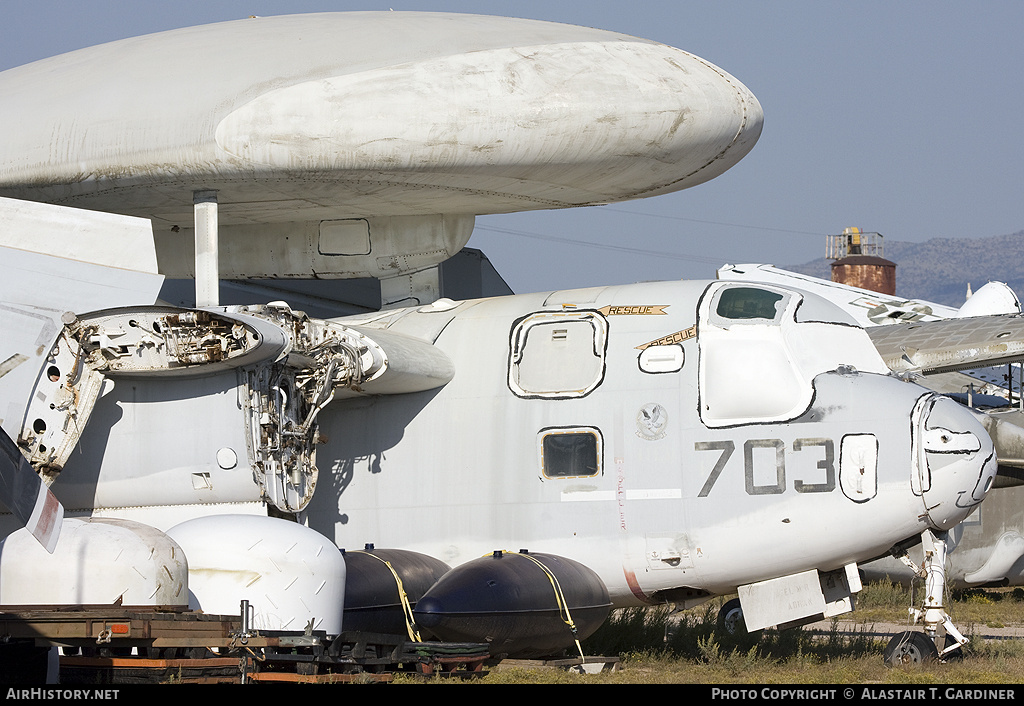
<box><xmin>716</xmin><ymin>598</ymin><xmax>745</xmax><ymax>636</ymax></box>
<box><xmin>887</xmin><ymin>529</ymin><xmax>968</xmax><ymax>664</ymax></box>
<box><xmin>883</xmin><ymin>631</ymin><xmax>938</xmax><ymax>665</ymax></box>
<box><xmin>715</xmin><ymin>598</ymin><xmax>761</xmax><ymax>649</ymax></box>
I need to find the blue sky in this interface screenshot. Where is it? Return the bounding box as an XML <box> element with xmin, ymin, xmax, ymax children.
<box><xmin>4</xmin><ymin>1</ymin><xmax>1023</xmax><ymax>295</ymax></box>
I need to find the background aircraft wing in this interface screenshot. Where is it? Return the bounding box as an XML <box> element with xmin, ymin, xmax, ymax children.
<box><xmin>866</xmin><ymin>315</ymin><xmax>1024</xmax><ymax>375</ymax></box>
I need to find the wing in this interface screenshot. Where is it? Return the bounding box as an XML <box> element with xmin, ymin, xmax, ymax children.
<box><xmin>0</xmin><ymin>198</ymin><xmax>163</xmax><ymax>551</ymax></box>
<box><xmin>865</xmin><ymin>315</ymin><xmax>1024</xmax><ymax>375</ymax></box>
<box><xmin>863</xmin><ymin>315</ymin><xmax>1024</xmax><ymax>486</ymax></box>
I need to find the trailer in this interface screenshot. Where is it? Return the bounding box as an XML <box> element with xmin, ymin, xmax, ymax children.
<box><xmin>0</xmin><ymin>604</ymin><xmax>491</xmax><ymax>684</ymax></box>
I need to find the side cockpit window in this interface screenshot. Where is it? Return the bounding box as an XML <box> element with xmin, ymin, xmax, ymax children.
<box><xmin>698</xmin><ymin>283</ymin><xmax>887</xmax><ymax>428</ymax></box>
<box><xmin>714</xmin><ymin>286</ymin><xmax>785</xmax><ymax>322</ymax></box>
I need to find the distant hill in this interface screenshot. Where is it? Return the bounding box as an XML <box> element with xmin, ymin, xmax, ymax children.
<box><xmin>785</xmin><ymin>230</ymin><xmax>1024</xmax><ymax>307</ymax></box>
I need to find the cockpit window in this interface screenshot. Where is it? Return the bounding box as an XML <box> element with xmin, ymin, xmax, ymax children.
<box><xmin>698</xmin><ymin>282</ymin><xmax>889</xmax><ymax>428</ymax></box>
<box><xmin>715</xmin><ymin>287</ymin><xmax>785</xmax><ymax>321</ymax></box>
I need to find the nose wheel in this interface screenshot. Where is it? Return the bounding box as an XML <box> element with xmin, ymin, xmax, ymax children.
<box><xmin>883</xmin><ymin>630</ymin><xmax>938</xmax><ymax>665</ymax></box>
<box><xmin>886</xmin><ymin>529</ymin><xmax>968</xmax><ymax>665</ymax></box>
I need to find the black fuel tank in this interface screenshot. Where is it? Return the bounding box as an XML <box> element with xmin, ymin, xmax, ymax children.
<box><xmin>413</xmin><ymin>550</ymin><xmax>611</xmax><ymax>658</ymax></box>
<box><xmin>341</xmin><ymin>546</ymin><xmax>451</xmax><ymax>635</ymax></box>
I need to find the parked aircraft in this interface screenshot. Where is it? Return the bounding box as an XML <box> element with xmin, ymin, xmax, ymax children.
<box><xmin>0</xmin><ymin>13</ymin><xmax>1002</xmax><ymax>667</ymax></box>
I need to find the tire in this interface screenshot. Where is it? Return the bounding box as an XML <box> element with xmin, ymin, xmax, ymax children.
<box><xmin>716</xmin><ymin>598</ymin><xmax>746</xmax><ymax>636</ymax></box>
<box><xmin>715</xmin><ymin>598</ymin><xmax>761</xmax><ymax>649</ymax></box>
<box><xmin>883</xmin><ymin>631</ymin><xmax>939</xmax><ymax>666</ymax></box>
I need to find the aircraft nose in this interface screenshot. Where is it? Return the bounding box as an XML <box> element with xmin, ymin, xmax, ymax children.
<box><xmin>914</xmin><ymin>394</ymin><xmax>997</xmax><ymax>530</ymax></box>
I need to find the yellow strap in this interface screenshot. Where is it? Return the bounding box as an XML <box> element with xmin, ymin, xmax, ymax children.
<box><xmin>498</xmin><ymin>551</ymin><xmax>586</xmax><ymax>663</ymax></box>
<box><xmin>361</xmin><ymin>551</ymin><xmax>422</xmax><ymax>642</ymax></box>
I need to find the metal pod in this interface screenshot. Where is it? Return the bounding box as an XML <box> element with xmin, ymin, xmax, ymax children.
<box><xmin>413</xmin><ymin>550</ymin><xmax>612</xmax><ymax>658</ymax></box>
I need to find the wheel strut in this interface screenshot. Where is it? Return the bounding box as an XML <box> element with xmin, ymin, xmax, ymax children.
<box><xmin>891</xmin><ymin>529</ymin><xmax>967</xmax><ymax>660</ymax></box>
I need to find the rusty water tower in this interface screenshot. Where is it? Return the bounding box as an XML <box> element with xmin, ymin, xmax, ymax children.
<box><xmin>827</xmin><ymin>227</ymin><xmax>896</xmax><ymax>295</ymax></box>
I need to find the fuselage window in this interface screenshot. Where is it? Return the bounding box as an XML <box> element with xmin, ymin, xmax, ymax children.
<box><xmin>638</xmin><ymin>344</ymin><xmax>685</xmax><ymax>374</ymax></box>
<box><xmin>539</xmin><ymin>427</ymin><xmax>602</xmax><ymax>479</ymax></box>
<box><xmin>839</xmin><ymin>433</ymin><xmax>878</xmax><ymax>502</ymax></box>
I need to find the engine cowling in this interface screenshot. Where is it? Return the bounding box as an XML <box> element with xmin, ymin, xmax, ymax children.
<box><xmin>166</xmin><ymin>515</ymin><xmax>346</xmax><ymax>634</ymax></box>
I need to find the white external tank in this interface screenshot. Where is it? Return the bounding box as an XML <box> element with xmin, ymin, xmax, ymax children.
<box><xmin>165</xmin><ymin>515</ymin><xmax>346</xmax><ymax>634</ymax></box>
<box><xmin>0</xmin><ymin>518</ymin><xmax>188</xmax><ymax>607</ymax></box>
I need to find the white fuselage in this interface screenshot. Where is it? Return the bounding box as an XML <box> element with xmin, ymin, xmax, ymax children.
<box><xmin>38</xmin><ymin>279</ymin><xmax>995</xmax><ymax>608</ymax></box>
<box><xmin>298</xmin><ymin>280</ymin><xmax>994</xmax><ymax>605</ymax></box>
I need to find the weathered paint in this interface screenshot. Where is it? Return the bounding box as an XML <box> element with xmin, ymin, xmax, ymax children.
<box><xmin>0</xmin><ymin>13</ymin><xmax>762</xmax><ymax>282</ymax></box>
<box><xmin>0</xmin><ymin>13</ymin><xmax>762</xmax><ymax>222</ymax></box>
<box><xmin>0</xmin><ymin>277</ymin><xmax>997</xmax><ymax>629</ymax></box>
<box><xmin>0</xmin><ymin>518</ymin><xmax>187</xmax><ymax>606</ymax></box>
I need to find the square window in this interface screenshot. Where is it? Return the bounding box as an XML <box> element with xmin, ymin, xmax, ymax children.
<box><xmin>540</xmin><ymin>428</ymin><xmax>601</xmax><ymax>478</ymax></box>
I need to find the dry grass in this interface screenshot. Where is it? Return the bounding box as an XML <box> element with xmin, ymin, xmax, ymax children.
<box><xmin>396</xmin><ymin>585</ymin><xmax>1024</xmax><ymax>684</ymax></box>
<box><xmin>854</xmin><ymin>581</ymin><xmax>1024</xmax><ymax>627</ymax></box>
